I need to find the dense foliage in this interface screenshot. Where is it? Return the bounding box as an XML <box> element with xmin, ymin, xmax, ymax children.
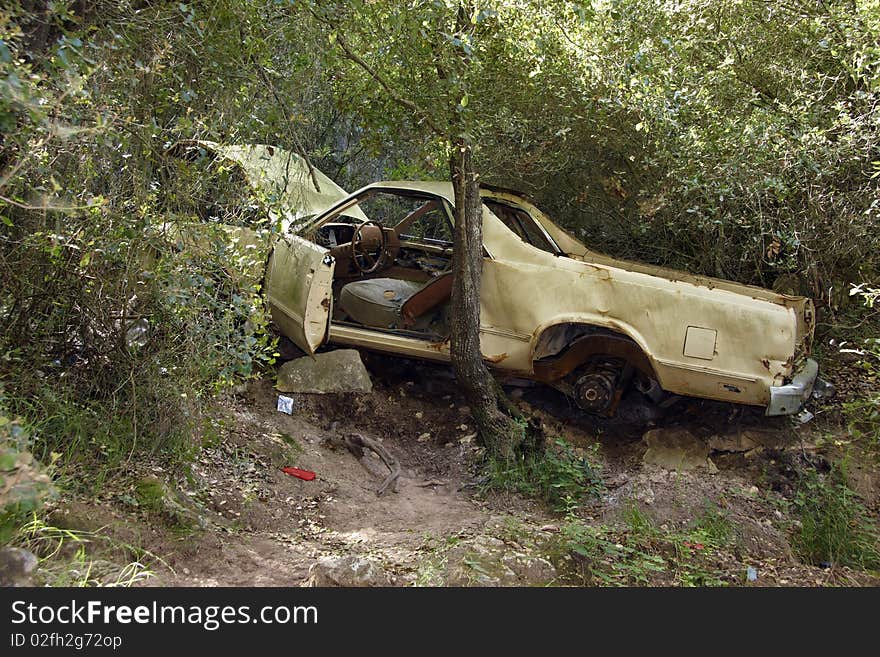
<box><xmin>1</xmin><ymin>0</ymin><xmax>878</xmax><ymax>477</ymax></box>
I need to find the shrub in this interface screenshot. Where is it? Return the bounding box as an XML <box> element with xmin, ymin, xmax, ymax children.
<box><xmin>0</xmin><ymin>408</ymin><xmax>55</xmax><ymax>544</ymax></box>
<box><xmin>485</xmin><ymin>438</ymin><xmax>603</xmax><ymax>511</ymax></box>
<box><xmin>791</xmin><ymin>465</ymin><xmax>880</xmax><ymax>570</ymax></box>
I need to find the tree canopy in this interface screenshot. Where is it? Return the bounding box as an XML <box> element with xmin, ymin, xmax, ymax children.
<box><xmin>1</xmin><ymin>0</ymin><xmax>878</xmax><ymax>462</ymax></box>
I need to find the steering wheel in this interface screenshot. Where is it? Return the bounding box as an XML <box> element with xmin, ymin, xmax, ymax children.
<box><xmin>350</xmin><ymin>219</ymin><xmax>388</xmax><ymax>274</ymax></box>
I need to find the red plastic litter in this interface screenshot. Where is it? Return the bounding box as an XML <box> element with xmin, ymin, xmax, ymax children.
<box><xmin>282</xmin><ymin>467</ymin><xmax>316</xmax><ymax>481</ymax></box>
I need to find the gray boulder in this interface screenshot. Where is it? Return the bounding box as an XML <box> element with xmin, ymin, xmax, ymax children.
<box><xmin>308</xmin><ymin>556</ymin><xmax>389</xmax><ymax>587</ymax></box>
<box><xmin>0</xmin><ymin>547</ymin><xmax>38</xmax><ymax>587</ymax></box>
<box><xmin>276</xmin><ymin>350</ymin><xmax>372</xmax><ymax>394</ymax></box>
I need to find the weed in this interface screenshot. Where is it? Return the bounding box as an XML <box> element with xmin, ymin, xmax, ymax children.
<box><xmin>690</xmin><ymin>502</ymin><xmax>734</xmax><ymax>547</ymax></box>
<box><xmin>791</xmin><ymin>465</ymin><xmax>880</xmax><ymax>569</ymax></box>
<box><xmin>0</xmin><ymin>411</ymin><xmax>55</xmax><ymax>542</ymax></box>
<box><xmin>130</xmin><ymin>476</ymin><xmax>205</xmax><ymax>533</ymax></box>
<box><xmin>134</xmin><ymin>477</ymin><xmax>168</xmax><ymax>514</ymax></box>
<box><xmin>278</xmin><ymin>432</ymin><xmax>304</xmax><ymax>455</ymax></box>
<box><xmin>836</xmin><ymin>286</ymin><xmax>880</xmax><ymax>451</ymax></box>
<box><xmin>622</xmin><ymin>502</ymin><xmax>657</xmax><ymax>537</ymax></box>
<box><xmin>556</xmin><ymin>501</ymin><xmax>734</xmax><ymax>586</ymax></box>
<box><xmin>561</xmin><ymin>515</ymin><xmax>667</xmax><ymax>586</ymax></box>
<box><xmin>842</xmin><ymin>390</ymin><xmax>880</xmax><ymax>450</ymax></box>
<box><xmin>484</xmin><ymin>438</ymin><xmax>603</xmax><ymax>511</ymax></box>
<box><xmin>412</xmin><ymin>536</ymin><xmax>451</xmax><ymax>587</ymax></box>
<box><xmin>12</xmin><ymin>515</ymin><xmax>160</xmax><ymax>586</ymax></box>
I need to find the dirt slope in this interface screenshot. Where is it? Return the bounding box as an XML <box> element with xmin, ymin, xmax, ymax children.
<box><xmin>47</xmin><ymin>354</ymin><xmax>879</xmax><ymax>587</ymax></box>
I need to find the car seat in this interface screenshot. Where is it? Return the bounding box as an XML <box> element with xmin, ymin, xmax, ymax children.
<box><xmin>338</xmin><ymin>272</ymin><xmax>453</xmax><ymax>331</ymax></box>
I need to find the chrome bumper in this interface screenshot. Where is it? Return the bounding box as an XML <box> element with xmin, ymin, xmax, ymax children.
<box><xmin>766</xmin><ymin>358</ymin><xmax>820</xmax><ymax>416</ymax></box>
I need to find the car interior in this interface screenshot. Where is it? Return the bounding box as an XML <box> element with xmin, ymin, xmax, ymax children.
<box><xmin>309</xmin><ymin>190</ymin><xmax>456</xmax><ymax>340</ymax></box>
<box><xmin>307</xmin><ymin>188</ymin><xmax>563</xmax><ymax>342</ymax></box>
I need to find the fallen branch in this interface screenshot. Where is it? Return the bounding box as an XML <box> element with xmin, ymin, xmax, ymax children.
<box><xmin>342</xmin><ymin>433</ymin><xmax>400</xmax><ymax>496</ymax></box>
<box><xmin>415</xmin><ymin>480</ymin><xmax>448</xmax><ymax>488</ymax></box>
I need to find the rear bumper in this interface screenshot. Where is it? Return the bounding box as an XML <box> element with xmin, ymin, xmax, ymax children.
<box><xmin>766</xmin><ymin>358</ymin><xmax>819</xmax><ymax>416</ymax></box>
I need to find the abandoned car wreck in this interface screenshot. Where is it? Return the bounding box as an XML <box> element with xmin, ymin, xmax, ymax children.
<box><xmin>164</xmin><ymin>141</ymin><xmax>826</xmax><ymax>420</ymax></box>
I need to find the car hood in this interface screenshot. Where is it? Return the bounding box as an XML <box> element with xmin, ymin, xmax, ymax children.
<box><xmin>168</xmin><ymin>140</ymin><xmax>366</xmax><ymax>224</ymax></box>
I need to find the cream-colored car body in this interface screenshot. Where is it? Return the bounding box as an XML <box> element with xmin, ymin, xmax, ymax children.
<box><xmin>271</xmin><ymin>181</ymin><xmax>817</xmax><ymax>416</ymax></box>
<box><xmin>164</xmin><ymin>143</ymin><xmax>818</xmax><ymax>416</ymax></box>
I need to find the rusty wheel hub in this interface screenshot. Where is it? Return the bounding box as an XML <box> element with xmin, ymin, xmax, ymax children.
<box><xmin>574</xmin><ymin>370</ymin><xmax>617</xmax><ymax>413</ymax></box>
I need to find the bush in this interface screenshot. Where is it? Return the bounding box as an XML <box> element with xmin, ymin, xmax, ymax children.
<box><xmin>0</xmin><ymin>408</ymin><xmax>55</xmax><ymax>544</ymax></box>
<box><xmin>558</xmin><ymin>503</ymin><xmax>732</xmax><ymax>587</ymax></box>
<box><xmin>485</xmin><ymin>438</ymin><xmax>603</xmax><ymax>511</ymax></box>
<box><xmin>841</xmin><ymin>286</ymin><xmax>880</xmax><ymax>448</ymax></box>
<box><xmin>484</xmin><ymin>0</ymin><xmax>880</xmax><ymax>298</ymax></box>
<box><xmin>791</xmin><ymin>465</ymin><xmax>880</xmax><ymax>570</ymax></box>
<box><xmin>0</xmin><ymin>199</ymin><xmax>278</xmax><ymax>470</ymax></box>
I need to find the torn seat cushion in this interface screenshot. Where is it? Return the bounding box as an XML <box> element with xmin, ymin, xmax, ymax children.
<box><xmin>338</xmin><ymin>278</ymin><xmax>424</xmax><ymax>329</ymax></box>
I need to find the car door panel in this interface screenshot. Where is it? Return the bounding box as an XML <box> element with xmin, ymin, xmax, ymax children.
<box><xmin>267</xmin><ymin>235</ymin><xmax>335</xmax><ymax>354</ymax></box>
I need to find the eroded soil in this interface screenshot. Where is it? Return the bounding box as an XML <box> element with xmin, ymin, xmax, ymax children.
<box><xmin>46</xmin><ymin>353</ymin><xmax>880</xmax><ymax>587</ymax></box>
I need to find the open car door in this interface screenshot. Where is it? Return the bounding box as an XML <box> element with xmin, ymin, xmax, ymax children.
<box><xmin>266</xmin><ymin>235</ymin><xmax>335</xmax><ymax>354</ymax></box>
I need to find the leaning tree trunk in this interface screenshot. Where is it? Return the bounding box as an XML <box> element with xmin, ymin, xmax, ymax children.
<box><xmin>448</xmin><ymin>140</ymin><xmax>528</xmax><ymax>460</ymax></box>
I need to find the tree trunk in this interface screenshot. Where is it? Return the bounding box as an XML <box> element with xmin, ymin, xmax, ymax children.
<box><xmin>448</xmin><ymin>140</ymin><xmax>525</xmax><ymax>460</ymax></box>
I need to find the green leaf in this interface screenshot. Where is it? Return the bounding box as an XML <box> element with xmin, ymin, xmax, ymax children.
<box><xmin>0</xmin><ymin>449</ymin><xmax>17</xmax><ymax>471</ymax></box>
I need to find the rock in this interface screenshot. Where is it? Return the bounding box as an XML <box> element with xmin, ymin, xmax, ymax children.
<box><xmin>708</xmin><ymin>432</ymin><xmax>758</xmax><ymax>453</ymax></box>
<box><xmin>445</xmin><ymin>537</ymin><xmax>557</xmax><ymax>587</ymax></box>
<box><xmin>502</xmin><ymin>555</ymin><xmax>557</xmax><ymax>585</ymax></box>
<box><xmin>276</xmin><ymin>350</ymin><xmax>372</xmax><ymax>394</ymax></box>
<box><xmin>134</xmin><ymin>476</ymin><xmax>210</xmax><ymax>530</ymax></box>
<box><xmin>308</xmin><ymin>556</ymin><xmax>390</xmax><ymax>587</ymax></box>
<box><xmin>635</xmin><ymin>484</ymin><xmax>656</xmax><ymax>505</ymax></box>
<box><xmin>739</xmin><ymin>429</ymin><xmax>789</xmax><ymax>449</ymax></box>
<box><xmin>641</xmin><ymin>428</ymin><xmax>714</xmax><ymax>472</ymax></box>
<box><xmin>0</xmin><ymin>547</ymin><xmax>38</xmax><ymax>587</ymax></box>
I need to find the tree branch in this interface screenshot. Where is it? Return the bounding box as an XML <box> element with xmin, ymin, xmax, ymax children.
<box><xmin>307</xmin><ymin>6</ymin><xmax>444</xmax><ymax>138</ymax></box>
<box><xmin>249</xmin><ymin>54</ymin><xmax>322</xmax><ymax>194</ymax></box>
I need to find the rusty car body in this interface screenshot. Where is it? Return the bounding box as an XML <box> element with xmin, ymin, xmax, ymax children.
<box><xmin>167</xmin><ymin>141</ymin><xmax>822</xmax><ymax>418</ymax></box>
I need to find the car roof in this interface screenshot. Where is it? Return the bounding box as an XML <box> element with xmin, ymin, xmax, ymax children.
<box><xmin>357</xmin><ymin>180</ymin><xmax>456</xmax><ymax>202</ymax></box>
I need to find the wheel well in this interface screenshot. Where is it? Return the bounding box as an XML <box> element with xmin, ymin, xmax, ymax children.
<box><xmin>531</xmin><ymin>323</ymin><xmax>656</xmax><ymax>384</ymax></box>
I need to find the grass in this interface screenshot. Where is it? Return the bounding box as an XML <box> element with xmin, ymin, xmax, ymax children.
<box><xmin>483</xmin><ymin>438</ymin><xmax>604</xmax><ymax>512</ymax></box>
<box><xmin>690</xmin><ymin>502</ymin><xmax>735</xmax><ymax>546</ymax></box>
<box><xmin>791</xmin><ymin>464</ymin><xmax>880</xmax><ymax>570</ymax></box>
<box><xmin>413</xmin><ymin>534</ymin><xmax>464</xmax><ymax>587</ymax></box>
<box><xmin>557</xmin><ymin>501</ymin><xmax>735</xmax><ymax>586</ymax></box>
<box><xmin>9</xmin><ymin>392</ymin><xmax>201</xmax><ymax>494</ymax></box>
<box><xmin>12</xmin><ymin>514</ymin><xmax>161</xmax><ymax>587</ymax></box>
<box><xmin>842</xmin><ymin>391</ymin><xmax>880</xmax><ymax>451</ymax></box>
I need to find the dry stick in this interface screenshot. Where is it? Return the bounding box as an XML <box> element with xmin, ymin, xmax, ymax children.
<box><xmin>306</xmin><ymin>6</ymin><xmax>443</xmax><ymax>138</ymax></box>
<box><xmin>345</xmin><ymin>433</ymin><xmax>400</xmax><ymax>496</ymax></box>
<box><xmin>249</xmin><ymin>56</ymin><xmax>322</xmax><ymax>194</ymax></box>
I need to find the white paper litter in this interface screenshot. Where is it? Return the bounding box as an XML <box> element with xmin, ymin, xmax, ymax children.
<box><xmin>277</xmin><ymin>395</ymin><xmax>295</xmax><ymax>415</ymax></box>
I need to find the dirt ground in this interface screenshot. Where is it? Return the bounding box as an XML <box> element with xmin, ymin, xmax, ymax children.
<box><xmin>46</xmin><ymin>352</ymin><xmax>880</xmax><ymax>587</ymax></box>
